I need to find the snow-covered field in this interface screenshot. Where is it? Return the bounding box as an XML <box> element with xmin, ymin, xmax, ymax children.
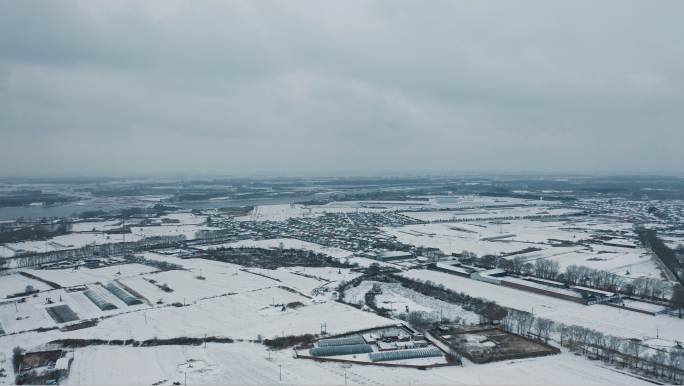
<box><xmin>381</xmin><ymin>216</ymin><xmax>663</xmax><ymax>280</ymax></box>
<box><xmin>0</xmin><ymin>286</ymin><xmax>150</xmax><ymax>334</ymax></box>
<box><xmin>0</xmin><ymin>287</ymin><xmax>391</xmax><ymax>353</ymax></box>
<box><xmin>24</xmin><ymin>264</ymin><xmax>156</xmax><ymax>288</ymax></box>
<box><xmin>405</xmin><ymin>207</ymin><xmax>576</xmax><ymax>222</ymax></box>
<box><xmin>400</xmin><ymin>270</ymin><xmax>684</xmax><ymax>342</ymax></box>
<box><xmin>61</xmin><ymin>342</ymin><xmax>649</xmax><ymax>385</ymax></box>
<box><xmin>343</xmin><ymin>281</ymin><xmax>480</xmax><ymax>324</ymax></box>
<box><xmin>0</xmin><ymin>272</ymin><xmax>53</xmax><ymax>298</ymax></box>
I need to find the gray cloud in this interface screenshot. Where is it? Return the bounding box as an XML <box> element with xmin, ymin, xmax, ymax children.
<box><xmin>1</xmin><ymin>0</ymin><xmax>683</xmax><ymax>176</ymax></box>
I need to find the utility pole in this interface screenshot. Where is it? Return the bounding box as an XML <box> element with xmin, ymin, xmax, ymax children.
<box><xmin>144</xmin><ymin>313</ymin><xmax>147</xmax><ymax>324</ymax></box>
<box><xmin>279</xmin><ymin>365</ymin><xmax>282</xmax><ymax>381</ymax></box>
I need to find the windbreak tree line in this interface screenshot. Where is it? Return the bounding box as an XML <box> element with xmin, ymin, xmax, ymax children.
<box><xmin>11</xmin><ymin>235</ymin><xmax>187</xmax><ymax>268</ymax></box>
<box><xmin>0</xmin><ymin>223</ymin><xmax>71</xmax><ymax>244</ymax></box>
<box><xmin>456</xmin><ymin>252</ymin><xmax>675</xmax><ymax>301</ymax></box>
<box><xmin>639</xmin><ymin>229</ymin><xmax>684</xmax><ymax>287</ymax></box>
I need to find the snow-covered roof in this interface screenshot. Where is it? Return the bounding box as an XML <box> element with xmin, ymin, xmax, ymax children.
<box><xmin>55</xmin><ymin>358</ymin><xmax>70</xmax><ymax>371</ymax></box>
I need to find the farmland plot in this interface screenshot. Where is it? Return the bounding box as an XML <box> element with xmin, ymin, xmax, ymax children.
<box><xmin>63</xmin><ymin>342</ymin><xmax>649</xmax><ymax>385</ymax></box>
<box><xmin>25</xmin><ymin>264</ymin><xmax>155</xmax><ymax>288</ymax></box>
<box><xmin>0</xmin><ymin>272</ymin><xmax>53</xmax><ymax>298</ymax></box>
<box><xmin>401</xmin><ymin>270</ymin><xmax>684</xmax><ymax>341</ymax></box>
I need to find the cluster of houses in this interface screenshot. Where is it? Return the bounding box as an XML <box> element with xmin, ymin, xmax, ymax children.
<box><xmin>212</xmin><ymin>212</ymin><xmax>423</xmax><ymax>251</ymax></box>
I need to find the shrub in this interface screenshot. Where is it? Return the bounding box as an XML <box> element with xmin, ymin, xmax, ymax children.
<box><xmin>263</xmin><ymin>334</ymin><xmax>317</xmax><ymax>350</ymax></box>
<box><xmin>12</xmin><ymin>346</ymin><xmax>22</xmax><ymax>372</ymax></box>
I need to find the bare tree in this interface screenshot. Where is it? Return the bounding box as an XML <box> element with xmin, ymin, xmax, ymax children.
<box><xmin>670</xmin><ymin>286</ymin><xmax>684</xmax><ymax>318</ymax></box>
<box><xmin>533</xmin><ymin>318</ymin><xmax>555</xmax><ymax>344</ymax></box>
<box><xmin>623</xmin><ymin>341</ymin><xmax>645</xmax><ymax>369</ymax></box>
<box><xmin>555</xmin><ymin>323</ymin><xmax>570</xmax><ymax>347</ymax></box>
<box><xmin>590</xmin><ymin>330</ymin><xmax>605</xmax><ymax>359</ymax></box>
<box><xmin>604</xmin><ymin>335</ymin><xmax>623</xmax><ymax>363</ymax></box>
<box><xmin>512</xmin><ymin>256</ymin><xmax>526</xmax><ymax>275</ymax></box>
<box><xmin>652</xmin><ymin>350</ymin><xmax>666</xmax><ymax>378</ymax></box>
<box><xmin>667</xmin><ymin>349</ymin><xmax>684</xmax><ymax>382</ymax></box>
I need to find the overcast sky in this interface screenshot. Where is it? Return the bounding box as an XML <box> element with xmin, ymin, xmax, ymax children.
<box><xmin>1</xmin><ymin>1</ymin><xmax>682</xmax><ymax>177</ymax></box>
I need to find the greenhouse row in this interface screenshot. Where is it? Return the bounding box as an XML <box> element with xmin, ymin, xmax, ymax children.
<box><xmin>83</xmin><ymin>289</ymin><xmax>118</xmax><ymax>311</ymax></box>
<box><xmin>368</xmin><ymin>348</ymin><xmax>442</xmax><ymax>363</ymax></box>
<box><xmin>317</xmin><ymin>335</ymin><xmax>365</xmax><ymax>347</ymax></box>
<box><xmin>104</xmin><ymin>283</ymin><xmax>143</xmax><ymax>306</ymax></box>
<box><xmin>309</xmin><ymin>344</ymin><xmax>373</xmax><ymax>357</ymax></box>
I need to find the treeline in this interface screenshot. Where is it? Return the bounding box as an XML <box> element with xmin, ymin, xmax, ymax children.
<box><xmin>193</xmin><ymin>229</ymin><xmax>235</xmax><ymax>243</ymax></box>
<box><xmin>639</xmin><ymin>229</ymin><xmax>684</xmax><ymax>287</ymax></box>
<box><xmin>73</xmin><ymin>210</ymin><xmax>109</xmax><ymax>219</ymax></box>
<box><xmin>11</xmin><ymin>235</ymin><xmax>186</xmax><ymax>268</ymax></box>
<box><xmin>131</xmin><ymin>256</ymin><xmax>183</xmax><ymax>271</ymax></box>
<box><xmin>0</xmin><ymin>223</ymin><xmax>71</xmax><ymax>244</ymax></box>
<box><xmin>73</xmin><ymin>207</ymin><xmax>165</xmax><ymax>219</ymax></box>
<box><xmin>479</xmin><ymin>192</ymin><xmax>577</xmax><ymax>201</ymax></box>
<box><xmin>457</xmin><ymin>253</ymin><xmax>673</xmax><ymax>301</ymax></box>
<box><xmin>330</xmin><ymin>191</ymin><xmax>430</xmax><ymax>202</ymax></box>
<box><xmin>428</xmin><ymin>212</ymin><xmax>584</xmax><ymax>224</ymax></box>
<box><xmin>206</xmin><ymin>247</ymin><xmax>352</xmax><ymax>269</ymax></box>
<box><xmin>385</xmin><ymin>275</ymin><xmax>684</xmax><ymax>381</ymax></box>
<box><xmin>347</xmin><ymin>274</ymin><xmax>509</xmax><ymax>326</ymax></box>
<box><xmin>0</xmin><ymin>190</ymin><xmax>75</xmax><ymax>208</ymax></box>
<box><xmin>500</xmin><ymin>312</ymin><xmax>684</xmax><ymax>382</ymax></box>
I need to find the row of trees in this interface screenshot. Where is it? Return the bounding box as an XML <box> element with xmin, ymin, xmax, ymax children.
<box><xmin>11</xmin><ymin>235</ymin><xmax>187</xmax><ymax>268</ymax></box>
<box><xmin>0</xmin><ymin>223</ymin><xmax>71</xmax><ymax>244</ymax></box>
<box><xmin>130</xmin><ymin>256</ymin><xmax>183</xmax><ymax>271</ymax></box>
<box><xmin>639</xmin><ymin>229</ymin><xmax>684</xmax><ymax>288</ymax></box>
<box><xmin>501</xmin><ymin>309</ymin><xmax>684</xmax><ymax>381</ymax></box>
<box><xmin>194</xmin><ymin>229</ymin><xmax>235</xmax><ymax>244</ymax></box>
<box><xmin>389</xmin><ymin>278</ymin><xmax>684</xmax><ymax>382</ymax></box>
<box><xmin>458</xmin><ymin>252</ymin><xmax>673</xmax><ymax>300</ymax></box>
<box><xmin>359</xmin><ymin>275</ymin><xmax>684</xmax><ymax>381</ymax></box>
<box><xmin>429</xmin><ymin>212</ymin><xmax>582</xmax><ymax>224</ymax></box>
<box><xmin>387</xmin><ymin>275</ymin><xmax>508</xmax><ymax>324</ymax></box>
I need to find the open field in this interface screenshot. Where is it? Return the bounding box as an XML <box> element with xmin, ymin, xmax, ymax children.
<box><xmin>401</xmin><ymin>269</ymin><xmax>683</xmax><ymax>342</ymax></box>
<box><xmin>0</xmin><ymin>273</ymin><xmax>53</xmax><ymax>298</ymax></box>
<box><xmin>61</xmin><ymin>342</ymin><xmax>650</xmax><ymax>385</ymax></box>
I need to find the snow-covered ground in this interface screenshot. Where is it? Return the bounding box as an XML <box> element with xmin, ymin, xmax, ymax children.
<box><xmin>61</xmin><ymin>342</ymin><xmax>650</xmax><ymax>385</ymax></box>
<box><xmin>342</xmin><ymin>281</ymin><xmax>479</xmax><ymax>324</ymax></box>
<box><xmin>381</xmin><ymin>216</ymin><xmax>663</xmax><ymax>280</ymax></box>
<box><xmin>0</xmin><ymin>272</ymin><xmax>53</xmax><ymax>298</ymax></box>
<box><xmin>401</xmin><ymin>270</ymin><xmax>684</xmax><ymax>342</ymax></box>
<box><xmin>405</xmin><ymin>207</ymin><xmax>576</xmax><ymax>222</ymax></box>
<box><xmin>23</xmin><ymin>264</ymin><xmax>156</xmax><ymax>288</ymax></box>
<box><xmin>0</xmin><ymin>285</ymin><xmax>150</xmax><ymax>334</ymax></box>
